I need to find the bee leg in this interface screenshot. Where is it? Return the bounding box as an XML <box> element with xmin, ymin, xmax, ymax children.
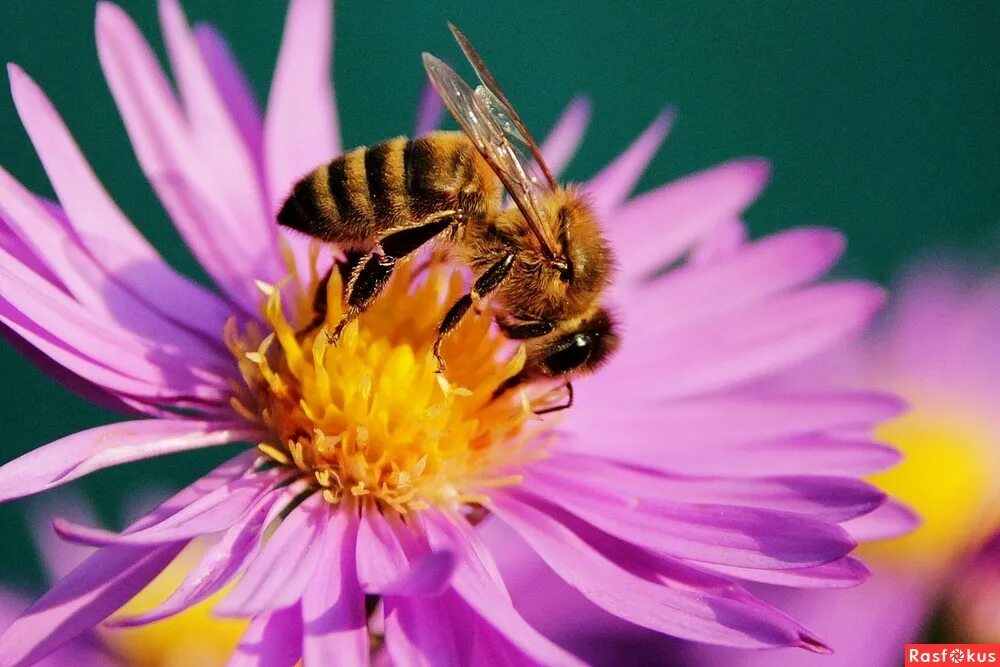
<box><xmin>433</xmin><ymin>252</ymin><xmax>516</xmax><ymax>372</ymax></box>
<box><xmin>533</xmin><ymin>381</ymin><xmax>574</xmax><ymax>415</ymax></box>
<box><xmin>328</xmin><ymin>212</ymin><xmax>458</xmax><ymax>343</ymax></box>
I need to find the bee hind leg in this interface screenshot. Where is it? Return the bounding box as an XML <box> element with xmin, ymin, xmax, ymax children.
<box><xmin>328</xmin><ymin>211</ymin><xmax>459</xmax><ymax>344</ymax></box>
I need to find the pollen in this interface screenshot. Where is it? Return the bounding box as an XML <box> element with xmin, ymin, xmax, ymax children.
<box><xmin>226</xmin><ymin>252</ymin><xmax>553</xmax><ymax>515</ymax></box>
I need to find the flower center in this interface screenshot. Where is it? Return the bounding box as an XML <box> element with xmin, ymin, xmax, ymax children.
<box><xmin>226</xmin><ymin>252</ymin><xmax>553</xmax><ymax>515</ymax></box>
<box><xmin>860</xmin><ymin>391</ymin><xmax>1000</xmax><ymax>571</ymax></box>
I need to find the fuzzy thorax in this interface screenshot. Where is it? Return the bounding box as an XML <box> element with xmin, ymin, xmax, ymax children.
<box><xmin>226</xmin><ymin>255</ymin><xmax>553</xmax><ymax>515</ymax></box>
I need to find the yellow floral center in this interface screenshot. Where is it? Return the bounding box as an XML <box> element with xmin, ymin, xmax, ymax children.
<box><xmin>226</xmin><ymin>253</ymin><xmax>552</xmax><ymax>515</ymax></box>
<box><xmin>860</xmin><ymin>391</ymin><xmax>1000</xmax><ymax>572</ymax></box>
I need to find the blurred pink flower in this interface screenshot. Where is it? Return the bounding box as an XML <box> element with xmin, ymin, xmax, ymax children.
<box><xmin>0</xmin><ymin>0</ymin><xmax>908</xmax><ymax>664</ymax></box>
<box><xmin>676</xmin><ymin>263</ymin><xmax>1000</xmax><ymax>667</ymax></box>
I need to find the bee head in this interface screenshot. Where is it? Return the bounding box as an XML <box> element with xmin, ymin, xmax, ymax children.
<box><xmin>527</xmin><ymin>306</ymin><xmax>619</xmax><ymax>379</ymax></box>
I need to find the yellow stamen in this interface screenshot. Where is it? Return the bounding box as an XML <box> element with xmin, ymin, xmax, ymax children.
<box><xmin>228</xmin><ymin>255</ymin><xmax>552</xmax><ymax>515</ymax></box>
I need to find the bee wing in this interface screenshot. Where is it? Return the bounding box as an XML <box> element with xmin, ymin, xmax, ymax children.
<box><xmin>448</xmin><ymin>23</ymin><xmax>558</xmax><ymax>191</ymax></box>
<box><xmin>422</xmin><ymin>53</ymin><xmax>562</xmax><ymax>260</ymax></box>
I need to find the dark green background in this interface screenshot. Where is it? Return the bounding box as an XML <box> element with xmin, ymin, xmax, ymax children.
<box><xmin>0</xmin><ymin>1</ymin><xmax>997</xmax><ymax>586</ymax></box>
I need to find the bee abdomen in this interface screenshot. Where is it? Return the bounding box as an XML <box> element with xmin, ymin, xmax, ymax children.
<box><xmin>277</xmin><ymin>132</ymin><xmax>480</xmax><ymax>245</ymax></box>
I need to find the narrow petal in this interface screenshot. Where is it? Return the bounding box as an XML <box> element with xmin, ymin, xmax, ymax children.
<box><xmin>605</xmin><ymin>282</ymin><xmax>885</xmax><ymax>399</ymax></box>
<box><xmin>107</xmin><ymin>488</ymin><xmax>279</xmax><ymax>626</ymax></box>
<box><xmin>423</xmin><ymin>512</ymin><xmax>585</xmax><ymax>666</ymax></box>
<box><xmin>529</xmin><ymin>457</ymin><xmax>886</xmax><ymax>523</ymax></box>
<box><xmin>585</xmin><ymin>108</ymin><xmax>675</xmax><ymax>215</ymax></box>
<box><xmin>302</xmin><ymin>507</ymin><xmax>369</xmax><ymax>667</ymax></box>
<box><xmin>227</xmin><ymin>605</ymin><xmax>303</xmax><ymax>667</ymax></box>
<box><xmin>625</xmin><ymin>227</ymin><xmax>846</xmax><ymax>335</ymax></box>
<box><xmin>606</xmin><ymin>158</ymin><xmax>771</xmax><ymax>287</ymax></box>
<box><xmin>842</xmin><ymin>499</ymin><xmax>921</xmax><ymax>542</ymax></box>
<box><xmin>94</xmin><ymin>3</ymin><xmax>273</xmax><ymax>312</ymax></box>
<box><xmin>0</xmin><ymin>420</ymin><xmax>253</xmax><ymax>503</ymax></box>
<box><xmin>264</xmin><ymin>0</ymin><xmax>339</xmax><ymax>213</ymax></box>
<box><xmin>689</xmin><ymin>217</ymin><xmax>748</xmax><ymax>264</ymax></box>
<box><xmin>193</xmin><ymin>23</ymin><xmax>264</xmax><ymax>174</ymax></box>
<box><xmin>705</xmin><ymin>557</ymin><xmax>871</xmax><ymax>589</ymax></box>
<box><xmin>491</xmin><ymin>491</ymin><xmax>826</xmax><ymax>651</ymax></box>
<box><xmin>540</xmin><ymin>96</ymin><xmax>591</xmax><ymax>179</ymax></box>
<box><xmin>216</xmin><ymin>493</ymin><xmax>327</xmax><ymax>616</ymax></box>
<box><xmin>0</xmin><ymin>322</ymin><xmax>156</xmax><ymax>416</ymax></box>
<box><xmin>55</xmin><ymin>474</ymin><xmax>274</xmax><ymax>546</ymax></box>
<box><xmin>6</xmin><ymin>61</ymin><xmax>230</xmax><ymax>337</ymax></box>
<box><xmin>384</xmin><ymin>596</ymin><xmax>461</xmax><ymax>667</ymax></box>
<box><xmin>0</xmin><ymin>249</ymin><xmax>230</xmax><ymax>400</ymax></box>
<box><xmin>0</xmin><ymin>166</ymin><xmax>230</xmax><ymax>362</ymax></box>
<box><xmin>413</xmin><ymin>82</ymin><xmax>443</xmax><ymax>137</ymax></box>
<box><xmin>516</xmin><ymin>477</ymin><xmax>855</xmax><ymax>570</ymax></box>
<box><xmin>0</xmin><ymin>543</ymin><xmax>185</xmax><ymax>667</ymax></box>
<box><xmin>380</xmin><ymin>552</ymin><xmax>457</xmax><ymax>598</ymax></box>
<box><xmin>159</xmin><ymin>0</ymin><xmax>280</xmax><ymax>275</ymax></box>
<box><xmin>356</xmin><ymin>504</ymin><xmax>409</xmax><ymax>592</ymax></box>
<box><xmin>565</xmin><ymin>390</ymin><xmax>905</xmax><ymax>450</ymax></box>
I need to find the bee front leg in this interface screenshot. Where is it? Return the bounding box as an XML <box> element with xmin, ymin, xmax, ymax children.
<box><xmin>327</xmin><ymin>211</ymin><xmax>458</xmax><ymax>343</ymax></box>
<box><xmin>433</xmin><ymin>252</ymin><xmax>516</xmax><ymax>372</ymax></box>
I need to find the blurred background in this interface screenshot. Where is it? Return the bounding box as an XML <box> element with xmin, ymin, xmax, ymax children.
<box><xmin>0</xmin><ymin>0</ymin><xmax>998</xmax><ymax>661</ymax></box>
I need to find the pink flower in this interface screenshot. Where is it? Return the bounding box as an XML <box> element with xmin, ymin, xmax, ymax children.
<box><xmin>0</xmin><ymin>0</ymin><xmax>906</xmax><ymax>664</ymax></box>
<box><xmin>673</xmin><ymin>263</ymin><xmax>1000</xmax><ymax>666</ymax></box>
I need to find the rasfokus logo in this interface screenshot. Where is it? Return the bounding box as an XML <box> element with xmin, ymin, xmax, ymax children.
<box><xmin>906</xmin><ymin>644</ymin><xmax>1000</xmax><ymax>665</ymax></box>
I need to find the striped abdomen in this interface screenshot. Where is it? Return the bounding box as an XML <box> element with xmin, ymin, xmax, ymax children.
<box><xmin>277</xmin><ymin>131</ymin><xmax>500</xmax><ymax>248</ymax></box>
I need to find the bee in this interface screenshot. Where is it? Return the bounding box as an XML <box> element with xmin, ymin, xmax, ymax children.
<box><xmin>277</xmin><ymin>24</ymin><xmax>618</xmax><ymax>405</ymax></box>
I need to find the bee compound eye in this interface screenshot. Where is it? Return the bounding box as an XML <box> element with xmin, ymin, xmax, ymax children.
<box><xmin>542</xmin><ymin>333</ymin><xmax>593</xmax><ymax>375</ymax></box>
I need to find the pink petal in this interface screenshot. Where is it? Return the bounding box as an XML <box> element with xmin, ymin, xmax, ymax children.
<box><xmin>131</xmin><ymin>452</ymin><xmax>256</xmax><ymax>531</ymax></box>
<box><xmin>5</xmin><ymin>61</ymin><xmax>230</xmax><ymax>338</ymax></box>
<box><xmin>55</xmin><ymin>474</ymin><xmax>275</xmax><ymax>546</ymax></box>
<box><xmin>107</xmin><ymin>489</ymin><xmax>280</xmax><ymax>627</ymax></box>
<box><xmin>0</xmin><ymin>209</ymin><xmax>65</xmax><ymax>291</ymax></box>
<box><xmin>0</xmin><ymin>249</ymin><xmax>230</xmax><ymax>399</ymax></box>
<box><xmin>413</xmin><ymin>82</ymin><xmax>444</xmax><ymax>137</ymax></box>
<box><xmin>842</xmin><ymin>499</ymin><xmax>921</xmax><ymax>542</ymax></box>
<box><xmin>0</xmin><ymin>420</ymin><xmax>253</xmax><ymax>502</ymax></box>
<box><xmin>0</xmin><ymin>543</ymin><xmax>185</xmax><ymax>667</ymax></box>
<box><xmin>0</xmin><ymin>323</ymin><xmax>155</xmax><ymax>416</ymax></box>
<box><xmin>423</xmin><ymin>512</ymin><xmax>584</xmax><ymax>666</ymax></box>
<box><xmin>517</xmin><ymin>475</ymin><xmax>855</xmax><ymax>570</ymax></box>
<box><xmin>94</xmin><ymin>3</ymin><xmax>273</xmax><ymax>312</ymax></box>
<box><xmin>585</xmin><ymin>108</ymin><xmax>675</xmax><ymax>216</ymax></box>
<box><xmin>193</xmin><ymin>23</ymin><xmax>264</xmax><ymax>177</ymax></box>
<box><xmin>264</xmin><ymin>0</ymin><xmax>339</xmax><ymax>213</ymax></box>
<box><xmin>158</xmin><ymin>0</ymin><xmax>279</xmax><ymax>275</ymax></box>
<box><xmin>540</xmin><ymin>96</ymin><xmax>591</xmax><ymax>179</ymax></box>
<box><xmin>302</xmin><ymin>507</ymin><xmax>369</xmax><ymax>667</ymax></box>
<box><xmin>605</xmin><ymin>282</ymin><xmax>885</xmax><ymax>399</ymax></box>
<box><xmin>607</xmin><ymin>158</ymin><xmax>771</xmax><ymax>288</ymax></box>
<box><xmin>384</xmin><ymin>596</ymin><xmax>460</xmax><ymax>667</ymax></box>
<box><xmin>356</xmin><ymin>504</ymin><xmax>409</xmax><ymax>592</ymax></box>
<box><xmin>530</xmin><ymin>456</ymin><xmax>886</xmax><ymax>523</ymax></box>
<box><xmin>689</xmin><ymin>218</ymin><xmax>748</xmax><ymax>264</ymax></box>
<box><xmin>216</xmin><ymin>492</ymin><xmax>327</xmax><ymax>616</ymax></box>
<box><xmin>566</xmin><ymin>390</ymin><xmax>904</xmax><ymax>449</ymax></box>
<box><xmin>624</xmin><ymin>227</ymin><xmax>846</xmax><ymax>336</ymax></box>
<box><xmin>0</xmin><ymin>167</ymin><xmax>230</xmax><ymax>363</ymax></box>
<box><xmin>380</xmin><ymin>552</ymin><xmax>457</xmax><ymax>598</ymax></box>
<box><xmin>228</xmin><ymin>605</ymin><xmax>303</xmax><ymax>667</ymax></box>
<box><xmin>491</xmin><ymin>491</ymin><xmax>826</xmax><ymax>651</ymax></box>
<box><xmin>705</xmin><ymin>556</ymin><xmax>870</xmax><ymax>589</ymax></box>
<box><xmin>28</xmin><ymin>493</ymin><xmax>99</xmax><ymax>583</ymax></box>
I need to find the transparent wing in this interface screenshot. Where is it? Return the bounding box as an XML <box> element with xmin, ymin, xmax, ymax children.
<box><xmin>448</xmin><ymin>23</ymin><xmax>558</xmax><ymax>190</ymax></box>
<box><xmin>422</xmin><ymin>53</ymin><xmax>561</xmax><ymax>258</ymax></box>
